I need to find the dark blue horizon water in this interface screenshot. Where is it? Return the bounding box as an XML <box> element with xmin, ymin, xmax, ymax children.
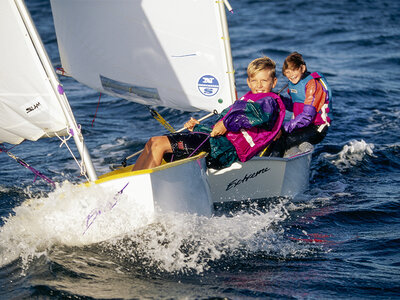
<box><xmin>1</xmin><ymin>0</ymin><xmax>400</xmax><ymax>299</ymax></box>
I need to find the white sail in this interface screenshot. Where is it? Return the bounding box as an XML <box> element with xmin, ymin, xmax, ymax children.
<box><xmin>0</xmin><ymin>0</ymin><xmax>69</xmax><ymax>144</ymax></box>
<box><xmin>0</xmin><ymin>0</ymin><xmax>98</xmax><ymax>181</ymax></box>
<box><xmin>50</xmin><ymin>0</ymin><xmax>236</xmax><ymax>113</ymax></box>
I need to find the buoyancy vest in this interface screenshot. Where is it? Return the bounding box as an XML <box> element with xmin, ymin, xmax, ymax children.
<box><xmin>288</xmin><ymin>72</ymin><xmax>332</xmax><ymax>129</ymax></box>
<box><xmin>225</xmin><ymin>92</ymin><xmax>286</xmax><ymax>162</ymax></box>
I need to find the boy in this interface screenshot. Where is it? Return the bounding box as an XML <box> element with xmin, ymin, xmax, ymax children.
<box><xmin>132</xmin><ymin>56</ymin><xmax>285</xmax><ymax>171</ymax></box>
<box><xmin>267</xmin><ymin>52</ymin><xmax>332</xmax><ymax>157</ymax></box>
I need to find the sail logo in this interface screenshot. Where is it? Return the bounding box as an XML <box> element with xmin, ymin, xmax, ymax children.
<box><xmin>198</xmin><ymin>75</ymin><xmax>219</xmax><ymax>97</ymax></box>
<box><xmin>25</xmin><ymin>101</ymin><xmax>41</xmax><ymax>114</ymax></box>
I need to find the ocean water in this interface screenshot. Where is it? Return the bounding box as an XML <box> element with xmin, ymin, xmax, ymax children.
<box><xmin>1</xmin><ymin>0</ymin><xmax>400</xmax><ymax>299</ymax></box>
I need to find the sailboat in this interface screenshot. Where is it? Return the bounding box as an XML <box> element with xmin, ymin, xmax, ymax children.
<box><xmin>1</xmin><ymin>0</ymin><xmax>313</xmax><ymax>231</ymax></box>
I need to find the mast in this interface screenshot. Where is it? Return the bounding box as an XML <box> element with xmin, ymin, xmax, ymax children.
<box><xmin>217</xmin><ymin>0</ymin><xmax>236</xmax><ymax>104</ymax></box>
<box><xmin>14</xmin><ymin>0</ymin><xmax>98</xmax><ymax>181</ymax></box>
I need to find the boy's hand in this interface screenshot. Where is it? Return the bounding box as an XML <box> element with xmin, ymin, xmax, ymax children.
<box><xmin>184</xmin><ymin>117</ymin><xmax>199</xmax><ymax>131</ymax></box>
<box><xmin>210</xmin><ymin>120</ymin><xmax>227</xmax><ymax>137</ymax></box>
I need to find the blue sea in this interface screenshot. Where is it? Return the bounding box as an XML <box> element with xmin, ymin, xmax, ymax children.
<box><xmin>1</xmin><ymin>0</ymin><xmax>400</xmax><ymax>299</ymax></box>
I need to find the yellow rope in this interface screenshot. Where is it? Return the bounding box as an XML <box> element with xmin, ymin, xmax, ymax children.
<box><xmin>149</xmin><ymin>108</ymin><xmax>176</xmax><ymax>133</ymax></box>
<box><xmin>259</xmin><ymin>145</ymin><xmax>270</xmax><ymax>157</ymax></box>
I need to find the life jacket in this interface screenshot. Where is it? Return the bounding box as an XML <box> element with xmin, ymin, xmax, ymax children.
<box><xmin>225</xmin><ymin>92</ymin><xmax>285</xmax><ymax>162</ymax></box>
<box><xmin>288</xmin><ymin>72</ymin><xmax>332</xmax><ymax>131</ymax></box>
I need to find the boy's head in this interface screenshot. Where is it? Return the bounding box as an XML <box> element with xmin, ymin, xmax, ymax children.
<box><xmin>282</xmin><ymin>52</ymin><xmax>307</xmax><ymax>84</ymax></box>
<box><xmin>247</xmin><ymin>56</ymin><xmax>277</xmax><ymax>94</ymax></box>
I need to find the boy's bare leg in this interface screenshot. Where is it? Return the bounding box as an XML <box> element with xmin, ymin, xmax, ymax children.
<box><xmin>132</xmin><ymin>136</ymin><xmax>172</xmax><ymax>171</ymax></box>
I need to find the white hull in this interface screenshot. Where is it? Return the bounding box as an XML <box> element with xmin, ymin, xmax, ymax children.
<box><xmin>95</xmin><ymin>148</ymin><xmax>312</xmax><ymax>222</ymax></box>
<box><xmin>94</xmin><ymin>153</ymin><xmax>213</xmax><ymax>217</ymax></box>
<box><xmin>207</xmin><ymin>150</ymin><xmax>313</xmax><ymax>203</ymax></box>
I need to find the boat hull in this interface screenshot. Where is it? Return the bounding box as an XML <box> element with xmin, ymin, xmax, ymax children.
<box><xmin>95</xmin><ymin>153</ymin><xmax>213</xmax><ymax>217</ymax></box>
<box><xmin>207</xmin><ymin>150</ymin><xmax>313</xmax><ymax>203</ymax></box>
<box><xmin>93</xmin><ymin>149</ymin><xmax>312</xmax><ymax>220</ymax></box>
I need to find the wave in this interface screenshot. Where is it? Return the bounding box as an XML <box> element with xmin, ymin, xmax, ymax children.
<box><xmin>0</xmin><ymin>182</ymin><xmax>154</xmax><ymax>268</ymax></box>
<box><xmin>323</xmin><ymin>140</ymin><xmax>375</xmax><ymax>171</ymax></box>
<box><xmin>0</xmin><ymin>184</ymin><xmax>331</xmax><ymax>275</ymax></box>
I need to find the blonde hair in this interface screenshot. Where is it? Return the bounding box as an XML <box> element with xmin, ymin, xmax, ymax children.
<box><xmin>247</xmin><ymin>56</ymin><xmax>276</xmax><ymax>79</ymax></box>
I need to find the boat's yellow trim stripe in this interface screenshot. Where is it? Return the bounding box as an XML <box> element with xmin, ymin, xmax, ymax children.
<box><xmin>92</xmin><ymin>152</ymin><xmax>207</xmax><ymax>185</ymax></box>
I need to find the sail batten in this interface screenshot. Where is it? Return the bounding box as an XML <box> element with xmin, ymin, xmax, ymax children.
<box><xmin>50</xmin><ymin>0</ymin><xmax>236</xmax><ymax>113</ymax></box>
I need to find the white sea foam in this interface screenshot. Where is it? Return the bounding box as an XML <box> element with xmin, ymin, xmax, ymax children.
<box><xmin>325</xmin><ymin>139</ymin><xmax>375</xmax><ymax>170</ymax></box>
<box><xmin>0</xmin><ymin>183</ymin><xmax>321</xmax><ymax>274</ymax></box>
<box><xmin>0</xmin><ymin>185</ymin><xmax>10</xmax><ymax>193</ymax></box>
<box><xmin>103</xmin><ymin>199</ymin><xmax>308</xmax><ymax>274</ymax></box>
<box><xmin>0</xmin><ymin>181</ymin><xmax>153</xmax><ymax>267</ymax></box>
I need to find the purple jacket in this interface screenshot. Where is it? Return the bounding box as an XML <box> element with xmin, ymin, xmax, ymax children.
<box><xmin>222</xmin><ymin>91</ymin><xmax>285</xmax><ymax>162</ymax></box>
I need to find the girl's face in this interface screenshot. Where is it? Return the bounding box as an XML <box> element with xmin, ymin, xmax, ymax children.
<box><xmin>284</xmin><ymin>65</ymin><xmax>306</xmax><ymax>84</ymax></box>
<box><xmin>247</xmin><ymin>69</ymin><xmax>277</xmax><ymax>94</ymax></box>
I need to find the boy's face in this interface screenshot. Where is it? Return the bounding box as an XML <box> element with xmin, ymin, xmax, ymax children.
<box><xmin>247</xmin><ymin>69</ymin><xmax>277</xmax><ymax>94</ymax></box>
<box><xmin>284</xmin><ymin>65</ymin><xmax>306</xmax><ymax>84</ymax></box>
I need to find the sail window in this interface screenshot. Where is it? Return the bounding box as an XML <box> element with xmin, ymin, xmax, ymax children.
<box><xmin>100</xmin><ymin>75</ymin><xmax>161</xmax><ymax>101</ymax></box>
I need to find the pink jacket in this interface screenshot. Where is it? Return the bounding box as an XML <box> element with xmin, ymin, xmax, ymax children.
<box><xmin>224</xmin><ymin>92</ymin><xmax>285</xmax><ymax>162</ymax></box>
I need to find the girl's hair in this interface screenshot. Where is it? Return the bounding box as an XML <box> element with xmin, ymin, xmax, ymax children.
<box><xmin>247</xmin><ymin>56</ymin><xmax>276</xmax><ymax>78</ymax></box>
<box><xmin>282</xmin><ymin>52</ymin><xmax>307</xmax><ymax>73</ymax></box>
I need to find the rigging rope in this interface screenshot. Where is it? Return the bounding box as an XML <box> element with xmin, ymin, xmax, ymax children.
<box><xmin>148</xmin><ymin>108</ymin><xmax>176</xmax><ymax>133</ymax></box>
<box><xmin>187</xmin><ymin>132</ymin><xmax>210</xmax><ymax>158</ymax></box>
<box><xmin>1</xmin><ymin>127</ymin><xmax>91</xmax><ymax>186</ymax></box>
<box><xmin>54</xmin><ymin>128</ymin><xmax>90</xmax><ymax>182</ymax></box>
<box><xmin>91</xmin><ymin>93</ymin><xmax>102</xmax><ymax>127</ymax></box>
<box><xmin>0</xmin><ymin>144</ymin><xmax>55</xmax><ymax>187</ymax></box>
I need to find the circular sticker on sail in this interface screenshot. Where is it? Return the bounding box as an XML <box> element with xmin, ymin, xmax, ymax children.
<box><xmin>198</xmin><ymin>75</ymin><xmax>219</xmax><ymax>97</ymax></box>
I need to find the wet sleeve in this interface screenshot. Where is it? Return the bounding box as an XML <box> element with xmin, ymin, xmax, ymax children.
<box><xmin>283</xmin><ymin>80</ymin><xmax>320</xmax><ymax>133</ymax></box>
<box><xmin>193</xmin><ymin>124</ymin><xmax>212</xmax><ymax>134</ymax></box>
<box><xmin>283</xmin><ymin>104</ymin><xmax>316</xmax><ymax>133</ymax></box>
<box><xmin>221</xmin><ymin>100</ymin><xmax>250</xmax><ymax>132</ymax></box>
<box><xmin>222</xmin><ymin>97</ymin><xmax>277</xmax><ymax>132</ymax></box>
<box><xmin>305</xmin><ymin>79</ymin><xmax>327</xmax><ymax>112</ymax></box>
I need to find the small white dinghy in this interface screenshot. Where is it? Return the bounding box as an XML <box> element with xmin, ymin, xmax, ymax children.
<box><xmin>0</xmin><ymin>0</ymin><xmax>313</xmax><ymax>239</ymax></box>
